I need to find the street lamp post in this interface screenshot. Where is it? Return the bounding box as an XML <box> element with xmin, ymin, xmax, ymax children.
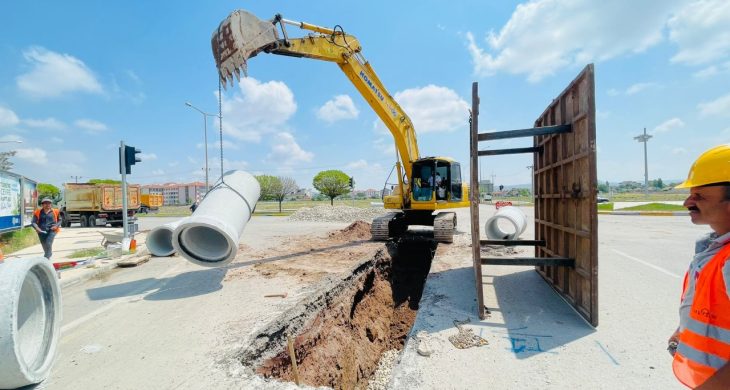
<box><xmin>185</xmin><ymin>102</ymin><xmax>219</xmax><ymax>194</ymax></box>
<box><xmin>634</xmin><ymin>127</ymin><xmax>652</xmax><ymax>196</ymax></box>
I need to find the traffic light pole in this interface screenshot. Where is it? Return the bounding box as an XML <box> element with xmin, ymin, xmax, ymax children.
<box><xmin>120</xmin><ymin>140</ymin><xmax>129</xmax><ymax>239</ymax></box>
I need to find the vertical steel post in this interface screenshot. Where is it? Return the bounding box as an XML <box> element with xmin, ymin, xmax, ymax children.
<box><xmin>469</xmin><ymin>82</ymin><xmax>485</xmax><ymax>320</ymax></box>
<box><xmin>634</xmin><ymin>127</ymin><xmax>652</xmax><ymax>196</ymax></box>
<box><xmin>120</xmin><ymin>141</ymin><xmax>129</xmax><ymax>239</ymax></box>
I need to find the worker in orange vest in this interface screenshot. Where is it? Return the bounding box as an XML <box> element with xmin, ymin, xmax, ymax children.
<box><xmin>669</xmin><ymin>144</ymin><xmax>730</xmax><ymax>389</ymax></box>
<box><xmin>32</xmin><ymin>197</ymin><xmax>61</xmax><ymax>260</ymax></box>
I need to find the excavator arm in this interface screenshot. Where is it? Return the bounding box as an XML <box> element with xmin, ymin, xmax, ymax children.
<box><xmin>211</xmin><ymin>10</ymin><xmax>419</xmax><ymax>207</ymax></box>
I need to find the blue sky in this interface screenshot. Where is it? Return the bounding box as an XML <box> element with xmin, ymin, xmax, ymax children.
<box><xmin>1</xmin><ymin>1</ymin><xmax>729</xmax><ymax>191</ymax></box>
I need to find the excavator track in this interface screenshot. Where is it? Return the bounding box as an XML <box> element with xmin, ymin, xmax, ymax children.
<box><xmin>371</xmin><ymin>212</ymin><xmax>406</xmax><ymax>241</ymax></box>
<box><xmin>433</xmin><ymin>212</ymin><xmax>456</xmax><ymax>243</ymax></box>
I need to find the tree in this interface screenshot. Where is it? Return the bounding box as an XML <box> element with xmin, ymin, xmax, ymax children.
<box><xmin>312</xmin><ymin>170</ymin><xmax>350</xmax><ymax>206</ymax></box>
<box><xmin>37</xmin><ymin>183</ymin><xmax>60</xmax><ymax>202</ymax></box>
<box><xmin>655</xmin><ymin>178</ymin><xmax>664</xmax><ymax>189</ymax></box>
<box><xmin>272</xmin><ymin>176</ymin><xmax>298</xmax><ymax>213</ymax></box>
<box><xmin>597</xmin><ymin>181</ymin><xmax>609</xmax><ymax>193</ymax></box>
<box><xmin>255</xmin><ymin>175</ymin><xmax>281</xmax><ymax>201</ymax></box>
<box><xmin>0</xmin><ymin>151</ymin><xmax>16</xmax><ymax>171</ymax></box>
<box><xmin>88</xmin><ymin>179</ymin><xmax>121</xmax><ymax>184</ymax></box>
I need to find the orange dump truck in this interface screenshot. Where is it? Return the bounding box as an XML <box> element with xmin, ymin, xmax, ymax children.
<box><xmin>139</xmin><ymin>193</ymin><xmax>163</xmax><ymax>213</ymax></box>
<box><xmin>59</xmin><ymin>183</ymin><xmax>140</xmax><ymax>227</ymax></box>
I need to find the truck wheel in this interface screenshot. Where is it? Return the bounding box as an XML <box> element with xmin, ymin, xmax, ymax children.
<box><xmin>88</xmin><ymin>215</ymin><xmax>96</xmax><ymax>227</ymax></box>
<box><xmin>60</xmin><ymin>212</ymin><xmax>70</xmax><ymax>228</ymax></box>
<box><xmin>80</xmin><ymin>215</ymin><xmax>88</xmax><ymax>227</ymax></box>
<box><xmin>0</xmin><ymin>257</ymin><xmax>62</xmax><ymax>388</ymax></box>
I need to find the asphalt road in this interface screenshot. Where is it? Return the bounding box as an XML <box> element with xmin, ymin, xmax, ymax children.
<box><xmin>41</xmin><ymin>210</ymin><xmax>708</xmax><ymax>389</ymax></box>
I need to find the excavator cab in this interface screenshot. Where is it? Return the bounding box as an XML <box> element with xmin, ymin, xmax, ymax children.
<box><xmin>411</xmin><ymin>158</ymin><xmax>463</xmax><ymax>204</ymax></box>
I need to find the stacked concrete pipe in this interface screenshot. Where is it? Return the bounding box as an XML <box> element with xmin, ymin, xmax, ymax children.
<box><xmin>485</xmin><ymin>206</ymin><xmax>527</xmax><ymax>240</ymax></box>
<box><xmin>0</xmin><ymin>257</ymin><xmax>62</xmax><ymax>388</ymax></box>
<box><xmin>172</xmin><ymin>170</ymin><xmax>260</xmax><ymax>267</ymax></box>
<box><xmin>147</xmin><ymin>219</ymin><xmax>185</xmax><ymax>257</ymax></box>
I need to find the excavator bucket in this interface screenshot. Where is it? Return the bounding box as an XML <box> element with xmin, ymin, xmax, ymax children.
<box><xmin>211</xmin><ymin>10</ymin><xmax>280</xmax><ymax>88</ymax></box>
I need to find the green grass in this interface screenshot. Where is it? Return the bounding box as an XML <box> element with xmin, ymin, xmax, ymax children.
<box><xmin>68</xmin><ymin>247</ymin><xmax>106</xmax><ymax>259</ymax></box>
<box><xmin>597</xmin><ymin>202</ymin><xmax>614</xmax><ymax>211</ymax></box>
<box><xmin>619</xmin><ymin>203</ymin><xmax>687</xmax><ymax>211</ymax></box>
<box><xmin>0</xmin><ymin>227</ymin><xmax>40</xmax><ymax>254</ymax></box>
<box><xmin>601</xmin><ymin>192</ymin><xmax>688</xmax><ymax>201</ymax></box>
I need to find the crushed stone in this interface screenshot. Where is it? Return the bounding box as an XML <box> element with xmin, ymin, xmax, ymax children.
<box><xmin>367</xmin><ymin>349</ymin><xmax>400</xmax><ymax>390</ymax></box>
<box><xmin>288</xmin><ymin>205</ymin><xmax>388</xmax><ymax>223</ymax></box>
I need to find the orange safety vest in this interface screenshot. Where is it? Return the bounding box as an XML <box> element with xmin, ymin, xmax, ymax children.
<box><xmin>33</xmin><ymin>208</ymin><xmax>61</xmax><ymax>233</ymax></box>
<box><xmin>673</xmin><ymin>243</ymin><xmax>730</xmax><ymax>388</ymax></box>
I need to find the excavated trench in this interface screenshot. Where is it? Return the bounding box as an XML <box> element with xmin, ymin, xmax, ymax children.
<box><xmin>240</xmin><ymin>237</ymin><xmax>436</xmax><ymax>389</ymax></box>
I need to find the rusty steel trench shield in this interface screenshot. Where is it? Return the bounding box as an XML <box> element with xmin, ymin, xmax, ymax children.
<box><xmin>533</xmin><ymin>65</ymin><xmax>598</xmax><ymax>326</ymax></box>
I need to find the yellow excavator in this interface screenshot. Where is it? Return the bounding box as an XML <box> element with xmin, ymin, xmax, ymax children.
<box><xmin>211</xmin><ymin>10</ymin><xmax>469</xmax><ymax>242</ymax></box>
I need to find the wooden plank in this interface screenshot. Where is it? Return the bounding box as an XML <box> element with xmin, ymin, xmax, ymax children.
<box><xmin>477</xmin><ymin>124</ymin><xmax>571</xmax><ymax>141</ymax></box>
<box><xmin>480</xmin><ymin>239</ymin><xmax>546</xmax><ymax>246</ymax></box>
<box><xmin>469</xmin><ymin>82</ymin><xmax>485</xmax><ymax>320</ymax></box>
<box><xmin>117</xmin><ymin>254</ymin><xmax>151</xmax><ymax>268</ymax></box>
<box><xmin>481</xmin><ymin>257</ymin><xmax>575</xmax><ymax>267</ymax></box>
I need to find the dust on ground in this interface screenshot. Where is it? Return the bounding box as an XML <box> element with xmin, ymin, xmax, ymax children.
<box><xmin>224</xmin><ymin>220</ymin><xmax>382</xmax><ymax>284</ymax></box>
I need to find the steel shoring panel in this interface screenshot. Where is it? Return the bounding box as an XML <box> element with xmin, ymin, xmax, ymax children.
<box><xmin>477</xmin><ymin>124</ymin><xmax>572</xmax><ymax>141</ymax></box>
<box><xmin>533</xmin><ymin>64</ymin><xmax>598</xmax><ymax>327</ymax></box>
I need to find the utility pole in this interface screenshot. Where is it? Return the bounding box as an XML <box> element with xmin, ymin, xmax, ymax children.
<box><xmin>634</xmin><ymin>127</ymin><xmax>652</xmax><ymax>196</ymax></box>
<box><xmin>70</xmin><ymin>175</ymin><xmax>83</xmax><ymax>183</ymax></box>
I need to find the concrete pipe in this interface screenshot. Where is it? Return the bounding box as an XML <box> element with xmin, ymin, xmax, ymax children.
<box><xmin>485</xmin><ymin>206</ymin><xmax>527</xmax><ymax>240</ymax></box>
<box><xmin>0</xmin><ymin>257</ymin><xmax>62</xmax><ymax>388</ymax></box>
<box><xmin>172</xmin><ymin>170</ymin><xmax>260</xmax><ymax>267</ymax></box>
<box><xmin>147</xmin><ymin>219</ymin><xmax>185</xmax><ymax>257</ymax></box>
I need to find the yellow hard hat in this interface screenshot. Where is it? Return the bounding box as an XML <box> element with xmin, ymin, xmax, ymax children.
<box><xmin>675</xmin><ymin>144</ymin><xmax>730</xmax><ymax>189</ymax></box>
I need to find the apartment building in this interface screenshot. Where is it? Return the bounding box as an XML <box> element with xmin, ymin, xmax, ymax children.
<box><xmin>141</xmin><ymin>181</ymin><xmax>206</xmax><ymax>205</ymax></box>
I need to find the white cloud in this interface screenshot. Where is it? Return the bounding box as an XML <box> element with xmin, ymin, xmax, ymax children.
<box><xmin>607</xmin><ymin>89</ymin><xmax>620</xmax><ymax>97</ymax></box>
<box><xmin>139</xmin><ymin>153</ymin><xmax>157</xmax><ymax>160</ymax></box>
<box><xmin>74</xmin><ymin>119</ymin><xmax>109</xmax><ymax>134</ymax></box>
<box><xmin>345</xmin><ymin>159</ymin><xmax>369</xmax><ymax>170</ymax></box>
<box><xmin>316</xmin><ymin>95</ymin><xmax>359</xmax><ymax>123</ymax></box>
<box><xmin>16</xmin><ymin>47</ymin><xmax>103</xmax><ymax>98</ymax></box>
<box><xmin>466</xmin><ymin>0</ymin><xmax>684</xmax><ymax>82</ymax></box>
<box><xmin>168</xmin><ymin>161</ymin><xmax>179</xmax><ymax>167</ymax></box>
<box><xmin>222</xmin><ymin>159</ymin><xmax>249</xmax><ymax>171</ymax></box>
<box><xmin>0</xmin><ymin>106</ymin><xmax>20</xmax><ymax>127</ymax></box>
<box><xmin>220</xmin><ymin>77</ymin><xmax>297</xmax><ymax>142</ymax></box>
<box><xmin>267</xmin><ymin>132</ymin><xmax>313</xmax><ymax>165</ymax></box>
<box><xmin>668</xmin><ymin>0</ymin><xmax>730</xmax><ymax>66</ymax></box>
<box><xmin>693</xmin><ymin>61</ymin><xmax>730</xmax><ymax>78</ymax></box>
<box><xmin>653</xmin><ymin>118</ymin><xmax>685</xmax><ymax>133</ymax></box>
<box><xmin>0</xmin><ymin>134</ymin><xmax>23</xmax><ymax>143</ymax></box>
<box><xmin>625</xmin><ymin>82</ymin><xmax>656</xmax><ymax>95</ymax></box>
<box><xmin>151</xmin><ymin>169</ymin><xmax>165</xmax><ymax>176</ymax></box>
<box><xmin>672</xmin><ymin>147</ymin><xmax>688</xmax><ymax>155</ymax></box>
<box><xmin>23</xmin><ymin>117</ymin><xmax>66</xmax><ymax>130</ymax></box>
<box><xmin>698</xmin><ymin>93</ymin><xmax>730</xmax><ymax>117</ymax></box>
<box><xmin>14</xmin><ymin>147</ymin><xmax>48</xmax><ymax>164</ymax></box>
<box><xmin>394</xmin><ymin>85</ymin><xmax>469</xmax><ymax>133</ymax></box>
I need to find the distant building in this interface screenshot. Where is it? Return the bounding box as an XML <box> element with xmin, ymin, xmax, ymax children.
<box><xmin>141</xmin><ymin>181</ymin><xmax>206</xmax><ymax>205</ymax></box>
<box><xmin>479</xmin><ymin>180</ymin><xmax>494</xmax><ymax>196</ymax></box>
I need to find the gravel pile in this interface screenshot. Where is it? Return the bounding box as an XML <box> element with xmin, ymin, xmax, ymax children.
<box><xmin>288</xmin><ymin>205</ymin><xmax>388</xmax><ymax>223</ymax></box>
<box><xmin>367</xmin><ymin>349</ymin><xmax>399</xmax><ymax>390</ymax></box>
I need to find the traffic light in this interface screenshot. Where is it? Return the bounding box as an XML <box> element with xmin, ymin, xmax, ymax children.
<box><xmin>499</xmin><ymin>184</ymin><xmax>504</xmax><ymax>191</ymax></box>
<box><xmin>119</xmin><ymin>145</ymin><xmax>142</xmax><ymax>174</ymax></box>
<box><xmin>349</xmin><ymin>177</ymin><xmax>354</xmax><ymax>188</ymax></box>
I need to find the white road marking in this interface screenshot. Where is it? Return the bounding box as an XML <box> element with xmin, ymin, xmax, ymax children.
<box><xmin>61</xmin><ymin>263</ymin><xmax>184</xmax><ymax>334</ymax></box>
<box><xmin>611</xmin><ymin>249</ymin><xmax>681</xmax><ymax>279</ymax></box>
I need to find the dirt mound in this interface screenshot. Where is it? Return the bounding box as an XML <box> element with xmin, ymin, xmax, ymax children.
<box><xmin>328</xmin><ymin>220</ymin><xmax>372</xmax><ymax>241</ymax></box>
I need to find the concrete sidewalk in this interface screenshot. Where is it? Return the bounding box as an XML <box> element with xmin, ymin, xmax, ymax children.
<box><xmin>4</xmin><ymin>227</ymin><xmax>149</xmax><ymax>288</ymax></box>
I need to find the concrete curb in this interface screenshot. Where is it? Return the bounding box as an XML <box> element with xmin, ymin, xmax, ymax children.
<box><xmin>59</xmin><ymin>250</ymin><xmax>149</xmax><ymax>289</ymax></box>
<box><xmin>598</xmin><ymin>210</ymin><xmax>688</xmax><ymax>216</ymax></box>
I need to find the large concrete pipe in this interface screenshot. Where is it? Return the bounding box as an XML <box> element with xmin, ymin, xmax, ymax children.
<box><xmin>485</xmin><ymin>206</ymin><xmax>527</xmax><ymax>240</ymax></box>
<box><xmin>172</xmin><ymin>170</ymin><xmax>260</xmax><ymax>267</ymax></box>
<box><xmin>147</xmin><ymin>219</ymin><xmax>185</xmax><ymax>257</ymax></box>
<box><xmin>0</xmin><ymin>257</ymin><xmax>61</xmax><ymax>388</ymax></box>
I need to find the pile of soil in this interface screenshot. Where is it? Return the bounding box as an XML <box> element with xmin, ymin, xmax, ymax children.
<box><xmin>328</xmin><ymin>220</ymin><xmax>372</xmax><ymax>242</ymax></box>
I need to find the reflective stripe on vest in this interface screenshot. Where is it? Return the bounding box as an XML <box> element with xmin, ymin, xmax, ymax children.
<box><xmin>673</xmin><ymin>243</ymin><xmax>730</xmax><ymax>388</ymax></box>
